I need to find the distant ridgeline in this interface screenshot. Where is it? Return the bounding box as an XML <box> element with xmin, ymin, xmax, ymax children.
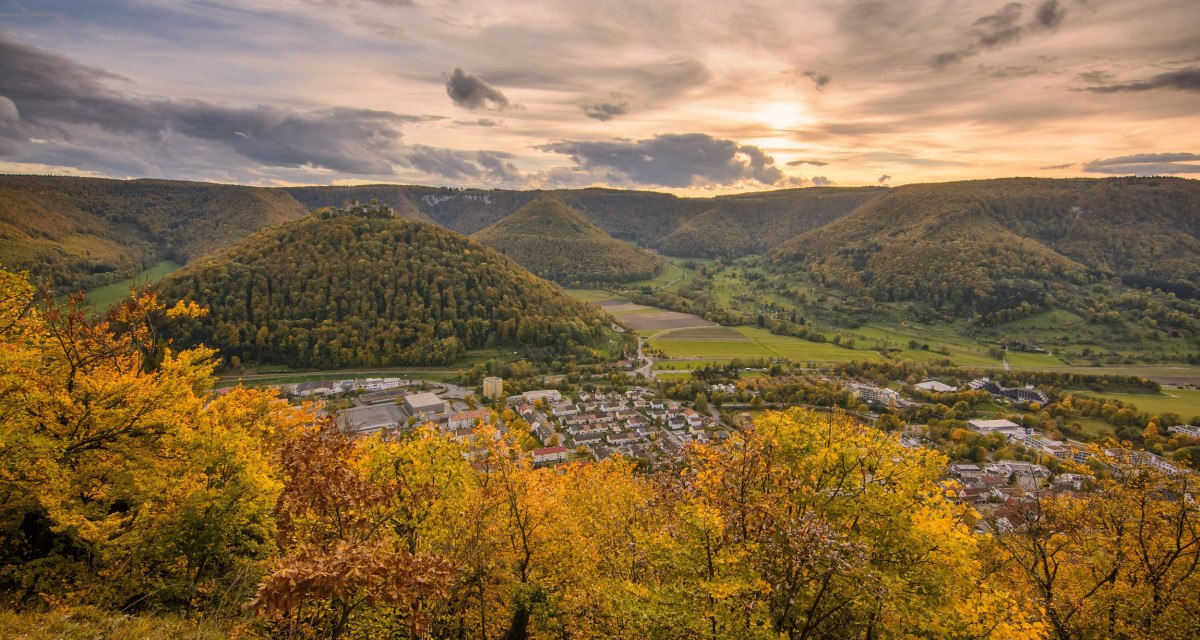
<box><xmin>0</xmin><ymin>175</ymin><xmax>308</xmax><ymax>292</ymax></box>
<box><xmin>157</xmin><ymin>215</ymin><xmax>614</xmax><ymax>369</ymax></box>
<box><xmin>771</xmin><ymin>177</ymin><xmax>1200</xmax><ymax>316</ymax></box>
<box><xmin>283</xmin><ymin>184</ymin><xmax>887</xmax><ymax>258</ymax></box>
<box><xmin>8</xmin><ymin>174</ymin><xmax>1200</xmax><ymax>325</ymax></box>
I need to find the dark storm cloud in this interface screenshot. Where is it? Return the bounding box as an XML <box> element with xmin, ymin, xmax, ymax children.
<box><xmin>1082</xmin><ymin>68</ymin><xmax>1200</xmax><ymax>93</ymax></box>
<box><xmin>802</xmin><ymin>70</ymin><xmax>831</xmax><ymax>90</ymax></box>
<box><xmin>931</xmin><ymin>1</ymin><xmax>1066</xmax><ymax>69</ymax></box>
<box><xmin>582</xmin><ymin>95</ymin><xmax>630</xmax><ymax>121</ymax></box>
<box><xmin>787</xmin><ymin>159</ymin><xmax>828</xmax><ymax>166</ymax></box>
<box><xmin>444</xmin><ymin>68</ymin><xmax>511</xmax><ymax>110</ymax></box>
<box><xmin>538</xmin><ymin>133</ymin><xmax>784</xmax><ymax>188</ymax></box>
<box><xmin>0</xmin><ymin>33</ymin><xmax>435</xmax><ymax>175</ymax></box>
<box><xmin>1082</xmin><ymin>152</ymin><xmax>1200</xmax><ymax>175</ymax></box>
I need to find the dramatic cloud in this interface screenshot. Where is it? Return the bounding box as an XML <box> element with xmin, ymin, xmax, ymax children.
<box><xmin>539</xmin><ymin>133</ymin><xmax>784</xmax><ymax>187</ymax></box>
<box><xmin>475</xmin><ymin>150</ymin><xmax>523</xmax><ymax>182</ymax></box>
<box><xmin>582</xmin><ymin>94</ymin><xmax>630</xmax><ymax>121</ymax></box>
<box><xmin>1082</xmin><ymin>68</ymin><xmax>1200</xmax><ymax>93</ymax></box>
<box><xmin>1082</xmin><ymin>153</ymin><xmax>1200</xmax><ymax>175</ymax></box>
<box><xmin>0</xmin><ymin>33</ymin><xmax>434</xmax><ymax>175</ymax></box>
<box><xmin>2</xmin><ymin>0</ymin><xmax>1199</xmax><ymax>191</ymax></box>
<box><xmin>877</xmin><ymin>174</ymin><xmax>891</xmax><ymax>184</ymax></box>
<box><xmin>444</xmin><ymin>68</ymin><xmax>511</xmax><ymax>110</ymax></box>
<box><xmin>931</xmin><ymin>1</ymin><xmax>1066</xmax><ymax>69</ymax></box>
<box><xmin>802</xmin><ymin>70</ymin><xmax>831</xmax><ymax>90</ymax></box>
<box><xmin>396</xmin><ymin>147</ymin><xmax>523</xmax><ymax>184</ymax></box>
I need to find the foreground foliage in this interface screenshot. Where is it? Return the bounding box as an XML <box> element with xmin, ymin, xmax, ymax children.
<box><xmin>3</xmin><ymin>268</ymin><xmax>1199</xmax><ymax>639</ymax></box>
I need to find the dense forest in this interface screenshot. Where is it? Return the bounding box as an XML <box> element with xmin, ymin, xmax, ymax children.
<box><xmin>157</xmin><ymin>213</ymin><xmax>613</xmax><ymax>368</ymax></box>
<box><xmin>3</xmin><ymin>268</ymin><xmax>1199</xmax><ymax>639</ymax></box>
<box><xmin>657</xmin><ymin>187</ymin><xmax>886</xmax><ymax>257</ymax></box>
<box><xmin>471</xmin><ymin>197</ymin><xmax>663</xmax><ymax>284</ymax></box>
<box><xmin>772</xmin><ymin>177</ymin><xmax>1200</xmax><ymax>315</ymax></box>
<box><xmin>0</xmin><ymin>175</ymin><xmax>309</xmax><ymax>292</ymax></box>
<box><xmin>286</xmin><ymin>184</ymin><xmax>884</xmax><ymax>257</ymax></box>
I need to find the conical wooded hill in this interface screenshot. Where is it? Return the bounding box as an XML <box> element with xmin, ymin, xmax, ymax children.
<box><xmin>471</xmin><ymin>197</ymin><xmax>663</xmax><ymax>285</ymax></box>
<box><xmin>158</xmin><ymin>213</ymin><xmax>612</xmax><ymax>368</ymax></box>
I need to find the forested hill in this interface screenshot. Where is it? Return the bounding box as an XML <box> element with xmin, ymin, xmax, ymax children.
<box><xmin>471</xmin><ymin>197</ymin><xmax>663</xmax><ymax>284</ymax></box>
<box><xmin>157</xmin><ymin>213</ymin><xmax>613</xmax><ymax>368</ymax></box>
<box><xmin>772</xmin><ymin>177</ymin><xmax>1200</xmax><ymax>314</ymax></box>
<box><xmin>657</xmin><ymin>187</ymin><xmax>886</xmax><ymax>257</ymax></box>
<box><xmin>0</xmin><ymin>175</ymin><xmax>309</xmax><ymax>292</ymax></box>
<box><xmin>284</xmin><ymin>184</ymin><xmax>884</xmax><ymax>257</ymax></box>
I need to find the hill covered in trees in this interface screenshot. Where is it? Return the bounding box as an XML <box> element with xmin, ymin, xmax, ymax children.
<box><xmin>658</xmin><ymin>187</ymin><xmax>886</xmax><ymax>257</ymax></box>
<box><xmin>158</xmin><ymin>213</ymin><xmax>613</xmax><ymax>368</ymax></box>
<box><xmin>0</xmin><ymin>175</ymin><xmax>309</xmax><ymax>292</ymax></box>
<box><xmin>772</xmin><ymin>177</ymin><xmax>1200</xmax><ymax>315</ymax></box>
<box><xmin>286</xmin><ymin>184</ymin><xmax>883</xmax><ymax>257</ymax></box>
<box><xmin>470</xmin><ymin>197</ymin><xmax>663</xmax><ymax>284</ymax></box>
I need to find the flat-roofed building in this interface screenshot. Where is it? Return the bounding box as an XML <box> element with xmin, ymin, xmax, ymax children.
<box><xmin>967</xmin><ymin>418</ymin><xmax>1025</xmax><ymax>439</ymax></box>
<box><xmin>338</xmin><ymin>404</ymin><xmax>405</xmax><ymax>434</ymax></box>
<box><xmin>403</xmin><ymin>392</ymin><xmax>446</xmax><ymax>419</ymax></box>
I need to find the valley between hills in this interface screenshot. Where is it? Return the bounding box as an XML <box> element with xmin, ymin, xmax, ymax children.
<box><xmin>6</xmin><ymin>174</ymin><xmax>1200</xmax><ymax>639</ymax></box>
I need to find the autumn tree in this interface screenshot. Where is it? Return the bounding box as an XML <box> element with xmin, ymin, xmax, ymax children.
<box><xmin>645</xmin><ymin>408</ymin><xmax>1045</xmax><ymax>639</ymax></box>
<box><xmin>988</xmin><ymin>451</ymin><xmax>1200</xmax><ymax>639</ymax></box>
<box><xmin>0</xmin><ymin>268</ymin><xmax>308</xmax><ymax>613</ymax></box>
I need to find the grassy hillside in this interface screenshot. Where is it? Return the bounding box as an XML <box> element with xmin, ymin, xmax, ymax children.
<box><xmin>471</xmin><ymin>197</ymin><xmax>663</xmax><ymax>284</ymax></box>
<box><xmin>0</xmin><ymin>175</ymin><xmax>309</xmax><ymax>292</ymax></box>
<box><xmin>159</xmin><ymin>212</ymin><xmax>614</xmax><ymax>369</ymax></box>
<box><xmin>773</xmin><ymin>177</ymin><xmax>1200</xmax><ymax>315</ymax></box>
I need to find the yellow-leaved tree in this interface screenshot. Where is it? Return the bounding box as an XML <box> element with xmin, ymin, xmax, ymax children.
<box><xmin>0</xmin><ymin>268</ymin><xmax>311</xmax><ymax>614</ymax></box>
<box><xmin>987</xmin><ymin>451</ymin><xmax>1200</xmax><ymax>640</ymax></box>
<box><xmin>642</xmin><ymin>408</ymin><xmax>1046</xmax><ymax>639</ymax></box>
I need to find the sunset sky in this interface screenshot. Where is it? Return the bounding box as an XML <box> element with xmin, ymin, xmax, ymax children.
<box><xmin>1</xmin><ymin>0</ymin><xmax>1198</xmax><ymax>193</ymax></box>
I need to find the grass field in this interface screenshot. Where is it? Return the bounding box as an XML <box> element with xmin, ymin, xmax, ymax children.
<box><xmin>1068</xmin><ymin>388</ymin><xmax>1200</xmax><ymax>420</ymax></box>
<box><xmin>1004</xmin><ymin>352</ymin><xmax>1069</xmax><ymax>368</ymax></box>
<box><xmin>648</xmin><ymin>325</ymin><xmax>874</xmax><ymax>363</ymax></box>
<box><xmin>624</xmin><ymin>256</ymin><xmax>706</xmax><ymax>294</ymax></box>
<box><xmin>1070</xmin><ymin>416</ymin><xmax>1119</xmax><ymax>438</ymax></box>
<box><xmin>80</xmin><ymin>260</ymin><xmax>181</xmax><ymax>311</ymax></box>
<box><xmin>564</xmin><ymin>288</ymin><xmax>623</xmax><ymax>304</ymax></box>
<box><xmin>1001</xmin><ymin>308</ymin><xmax>1085</xmax><ymax>330</ymax></box>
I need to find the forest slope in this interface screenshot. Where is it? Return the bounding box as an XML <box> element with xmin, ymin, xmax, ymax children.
<box><xmin>658</xmin><ymin>187</ymin><xmax>885</xmax><ymax>257</ymax></box>
<box><xmin>158</xmin><ymin>214</ymin><xmax>612</xmax><ymax>368</ymax></box>
<box><xmin>773</xmin><ymin>177</ymin><xmax>1200</xmax><ymax>314</ymax></box>
<box><xmin>471</xmin><ymin>198</ymin><xmax>663</xmax><ymax>284</ymax></box>
<box><xmin>0</xmin><ymin>175</ymin><xmax>308</xmax><ymax>291</ymax></box>
<box><xmin>286</xmin><ymin>185</ymin><xmax>882</xmax><ymax>257</ymax></box>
